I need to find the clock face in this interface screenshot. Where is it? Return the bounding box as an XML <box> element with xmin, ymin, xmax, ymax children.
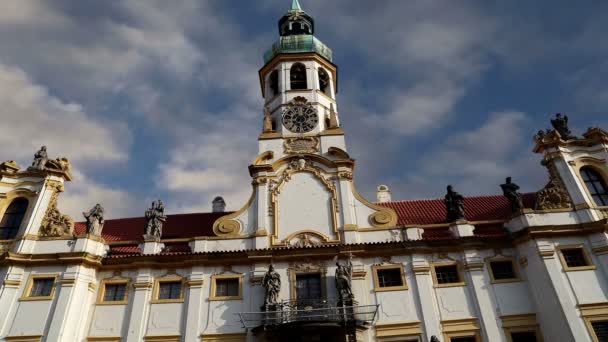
<box><xmin>282</xmin><ymin>105</ymin><xmax>318</xmax><ymax>133</ymax></box>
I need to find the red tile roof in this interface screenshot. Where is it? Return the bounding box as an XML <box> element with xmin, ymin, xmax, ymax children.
<box><xmin>74</xmin><ymin>212</ymin><xmax>232</xmax><ymax>242</ymax></box>
<box><xmin>379</xmin><ymin>193</ymin><xmax>536</xmax><ymax>226</ymax></box>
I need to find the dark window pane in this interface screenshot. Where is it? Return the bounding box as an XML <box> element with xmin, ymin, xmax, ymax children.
<box><xmin>0</xmin><ymin>198</ymin><xmax>28</xmax><ymax>240</ymax></box>
<box><xmin>103</xmin><ymin>283</ymin><xmax>127</xmax><ymax>302</ymax></box>
<box><xmin>511</xmin><ymin>331</ymin><xmax>537</xmax><ymax>342</ymax></box>
<box><xmin>158</xmin><ymin>281</ymin><xmax>182</xmax><ymax>300</ymax></box>
<box><xmin>290</xmin><ymin>63</ymin><xmax>307</xmax><ymax>90</ymax></box>
<box><xmin>30</xmin><ymin>278</ymin><xmax>54</xmax><ymax>297</ymax></box>
<box><xmin>561</xmin><ymin>248</ymin><xmax>589</xmax><ymax>268</ymax></box>
<box><xmin>318</xmin><ymin>68</ymin><xmax>330</xmax><ymax>94</ymax></box>
<box><xmin>215</xmin><ymin>278</ymin><xmax>239</xmax><ymax>297</ymax></box>
<box><xmin>269</xmin><ymin>70</ymin><xmax>279</xmax><ymax>96</ymax></box>
<box><xmin>296</xmin><ymin>273</ymin><xmax>322</xmax><ymax>301</ymax></box>
<box><xmin>435</xmin><ymin>265</ymin><xmax>460</xmax><ymax>284</ymax></box>
<box><xmin>581</xmin><ymin>168</ymin><xmax>608</xmax><ymax>206</ymax></box>
<box><xmin>490</xmin><ymin>261</ymin><xmax>516</xmax><ymax>280</ymax></box>
<box><xmin>591</xmin><ymin>320</ymin><xmax>608</xmax><ymax>341</ymax></box>
<box><xmin>377</xmin><ymin>268</ymin><xmax>403</xmax><ymax>288</ymax></box>
<box><xmin>450</xmin><ymin>337</ymin><xmax>476</xmax><ymax>342</ymax></box>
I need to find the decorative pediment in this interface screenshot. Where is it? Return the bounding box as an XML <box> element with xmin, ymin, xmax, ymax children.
<box><xmin>284</xmin><ymin>230</ymin><xmax>330</xmax><ymax>248</ymax></box>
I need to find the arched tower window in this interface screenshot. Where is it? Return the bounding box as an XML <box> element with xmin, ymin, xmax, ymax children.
<box><xmin>290</xmin><ymin>63</ymin><xmax>307</xmax><ymax>90</ymax></box>
<box><xmin>581</xmin><ymin>167</ymin><xmax>608</xmax><ymax>206</ymax></box>
<box><xmin>318</xmin><ymin>68</ymin><xmax>330</xmax><ymax>95</ymax></box>
<box><xmin>269</xmin><ymin>70</ymin><xmax>279</xmax><ymax>97</ymax></box>
<box><xmin>0</xmin><ymin>198</ymin><xmax>29</xmax><ymax>240</ymax></box>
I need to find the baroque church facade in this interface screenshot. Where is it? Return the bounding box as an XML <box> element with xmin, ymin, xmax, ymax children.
<box><xmin>1</xmin><ymin>1</ymin><xmax>608</xmax><ymax>342</ymax></box>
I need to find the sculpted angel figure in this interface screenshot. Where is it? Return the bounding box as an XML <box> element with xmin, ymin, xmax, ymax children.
<box><xmin>262</xmin><ymin>264</ymin><xmax>281</xmax><ymax>306</ymax></box>
<box><xmin>83</xmin><ymin>203</ymin><xmax>105</xmax><ymax>235</ymax></box>
<box><xmin>144</xmin><ymin>200</ymin><xmax>167</xmax><ymax>239</ymax></box>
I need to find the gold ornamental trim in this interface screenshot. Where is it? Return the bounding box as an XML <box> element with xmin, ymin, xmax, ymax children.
<box><xmin>283</xmin><ymin>136</ymin><xmax>320</xmax><ymax>154</ymax></box>
<box><xmin>212</xmin><ymin>188</ymin><xmax>256</xmax><ymax>238</ymax></box>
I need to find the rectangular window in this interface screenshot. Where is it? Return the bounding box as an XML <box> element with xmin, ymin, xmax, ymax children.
<box><xmin>561</xmin><ymin>248</ymin><xmax>588</xmax><ymax>267</ymax></box>
<box><xmin>373</xmin><ymin>265</ymin><xmax>407</xmax><ymax>292</ymax></box>
<box><xmin>449</xmin><ymin>337</ymin><xmax>476</xmax><ymax>342</ymax></box>
<box><xmin>103</xmin><ymin>283</ymin><xmax>127</xmax><ymax>302</ymax></box>
<box><xmin>489</xmin><ymin>260</ymin><xmax>517</xmax><ymax>281</ymax></box>
<box><xmin>559</xmin><ymin>246</ymin><xmax>595</xmax><ymax>271</ymax></box>
<box><xmin>30</xmin><ymin>278</ymin><xmax>54</xmax><ymax>297</ymax></box>
<box><xmin>434</xmin><ymin>265</ymin><xmax>461</xmax><ymax>285</ymax></box>
<box><xmin>211</xmin><ymin>275</ymin><xmax>242</xmax><ymax>300</ymax></box>
<box><xmin>591</xmin><ymin>320</ymin><xmax>608</xmax><ymax>341</ymax></box>
<box><xmin>158</xmin><ymin>281</ymin><xmax>182</xmax><ymax>300</ymax></box>
<box><xmin>510</xmin><ymin>331</ymin><xmax>538</xmax><ymax>342</ymax></box>
<box><xmin>296</xmin><ymin>273</ymin><xmax>322</xmax><ymax>300</ymax></box>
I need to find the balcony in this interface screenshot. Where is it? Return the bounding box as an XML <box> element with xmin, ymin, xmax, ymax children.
<box><xmin>263</xmin><ymin>35</ymin><xmax>333</xmax><ymax>64</ymax></box>
<box><xmin>237</xmin><ymin>299</ymin><xmax>378</xmax><ymax>330</ymax></box>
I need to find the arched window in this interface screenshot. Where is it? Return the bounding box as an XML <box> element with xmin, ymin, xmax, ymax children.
<box><xmin>269</xmin><ymin>70</ymin><xmax>279</xmax><ymax>96</ymax></box>
<box><xmin>581</xmin><ymin>167</ymin><xmax>608</xmax><ymax>206</ymax></box>
<box><xmin>0</xmin><ymin>198</ymin><xmax>28</xmax><ymax>240</ymax></box>
<box><xmin>290</xmin><ymin>63</ymin><xmax>307</xmax><ymax>90</ymax></box>
<box><xmin>318</xmin><ymin>68</ymin><xmax>330</xmax><ymax>95</ymax></box>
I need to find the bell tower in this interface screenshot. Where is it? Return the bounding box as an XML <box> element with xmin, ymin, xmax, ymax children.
<box><xmin>258</xmin><ymin>0</ymin><xmax>345</xmax><ymax>159</ymax></box>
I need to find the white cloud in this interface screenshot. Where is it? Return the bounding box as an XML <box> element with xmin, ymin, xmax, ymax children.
<box><xmin>0</xmin><ymin>63</ymin><xmax>129</xmax><ymax>165</ymax></box>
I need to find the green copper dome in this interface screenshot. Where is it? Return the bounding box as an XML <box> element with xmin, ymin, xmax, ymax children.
<box><xmin>263</xmin><ymin>0</ymin><xmax>333</xmax><ymax>63</ymax></box>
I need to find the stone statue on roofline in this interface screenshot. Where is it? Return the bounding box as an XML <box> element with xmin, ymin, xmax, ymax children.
<box><xmin>144</xmin><ymin>200</ymin><xmax>166</xmax><ymax>239</ymax></box>
<box><xmin>550</xmin><ymin>113</ymin><xmax>575</xmax><ymax>140</ymax></box>
<box><xmin>500</xmin><ymin>177</ymin><xmax>524</xmax><ymax>213</ymax></box>
<box><xmin>83</xmin><ymin>203</ymin><xmax>105</xmax><ymax>236</ymax></box>
<box><xmin>335</xmin><ymin>253</ymin><xmax>354</xmax><ymax>305</ymax></box>
<box><xmin>430</xmin><ymin>336</ymin><xmax>440</xmax><ymax>342</ymax></box>
<box><xmin>29</xmin><ymin>146</ymin><xmax>48</xmax><ymax>171</ymax></box>
<box><xmin>262</xmin><ymin>264</ymin><xmax>281</xmax><ymax>308</ymax></box>
<box><xmin>445</xmin><ymin>185</ymin><xmax>465</xmax><ymax>222</ymax></box>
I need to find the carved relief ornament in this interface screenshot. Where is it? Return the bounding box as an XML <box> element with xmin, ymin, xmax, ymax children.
<box><xmin>39</xmin><ymin>181</ymin><xmax>74</xmax><ymax>237</ymax></box>
<box><xmin>283</xmin><ymin>136</ymin><xmax>320</xmax><ymax>154</ymax></box>
<box><xmin>535</xmin><ymin>159</ymin><xmax>572</xmax><ymax>210</ymax></box>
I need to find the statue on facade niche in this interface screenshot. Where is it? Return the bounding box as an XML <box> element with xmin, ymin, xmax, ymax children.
<box><xmin>445</xmin><ymin>185</ymin><xmax>465</xmax><ymax>222</ymax></box>
<box><xmin>550</xmin><ymin>113</ymin><xmax>575</xmax><ymax>140</ymax></box>
<box><xmin>262</xmin><ymin>264</ymin><xmax>281</xmax><ymax>307</ymax></box>
<box><xmin>83</xmin><ymin>204</ymin><xmax>105</xmax><ymax>235</ymax></box>
<box><xmin>335</xmin><ymin>254</ymin><xmax>354</xmax><ymax>304</ymax></box>
<box><xmin>144</xmin><ymin>200</ymin><xmax>166</xmax><ymax>239</ymax></box>
<box><xmin>500</xmin><ymin>177</ymin><xmax>524</xmax><ymax>213</ymax></box>
<box><xmin>29</xmin><ymin>146</ymin><xmax>48</xmax><ymax>171</ymax></box>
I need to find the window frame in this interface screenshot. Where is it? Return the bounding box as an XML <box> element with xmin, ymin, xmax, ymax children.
<box><xmin>501</xmin><ymin>314</ymin><xmax>543</xmax><ymax>342</ymax></box>
<box><xmin>20</xmin><ymin>274</ymin><xmax>58</xmax><ymax>301</ymax></box>
<box><xmin>151</xmin><ymin>276</ymin><xmax>184</xmax><ymax>304</ymax></box>
<box><xmin>579</xmin><ymin>166</ymin><xmax>608</xmax><ymax>207</ymax></box>
<box><xmin>557</xmin><ymin>245</ymin><xmax>596</xmax><ymax>271</ymax></box>
<box><xmin>0</xmin><ymin>197</ymin><xmax>30</xmax><ymax>241</ymax></box>
<box><xmin>267</xmin><ymin>69</ymin><xmax>280</xmax><ymax>98</ymax></box>
<box><xmin>372</xmin><ymin>264</ymin><xmax>408</xmax><ymax>292</ymax></box>
<box><xmin>210</xmin><ymin>274</ymin><xmax>243</xmax><ymax>301</ymax></box>
<box><xmin>487</xmin><ymin>258</ymin><xmax>521</xmax><ymax>284</ymax></box>
<box><xmin>442</xmin><ymin>318</ymin><xmax>481</xmax><ymax>342</ymax></box>
<box><xmin>97</xmin><ymin>279</ymin><xmax>129</xmax><ymax>305</ymax></box>
<box><xmin>580</xmin><ymin>302</ymin><xmax>608</xmax><ymax>342</ymax></box>
<box><xmin>317</xmin><ymin>67</ymin><xmax>331</xmax><ymax>95</ymax></box>
<box><xmin>432</xmin><ymin>262</ymin><xmax>465</xmax><ymax>288</ymax></box>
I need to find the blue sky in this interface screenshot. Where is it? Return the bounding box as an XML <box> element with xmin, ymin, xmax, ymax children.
<box><xmin>0</xmin><ymin>0</ymin><xmax>607</xmax><ymax>219</ymax></box>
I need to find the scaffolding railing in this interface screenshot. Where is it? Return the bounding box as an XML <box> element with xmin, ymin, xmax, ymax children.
<box><xmin>237</xmin><ymin>299</ymin><xmax>378</xmax><ymax>329</ymax></box>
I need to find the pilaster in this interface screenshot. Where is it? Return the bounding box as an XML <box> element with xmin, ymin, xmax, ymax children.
<box><xmin>126</xmin><ymin>271</ymin><xmax>154</xmax><ymax>342</ymax></box>
<box><xmin>0</xmin><ymin>266</ymin><xmax>24</xmax><ymax>338</ymax></box>
<box><xmin>463</xmin><ymin>253</ymin><xmax>506</xmax><ymax>342</ymax></box>
<box><xmin>411</xmin><ymin>256</ymin><xmax>440</xmax><ymax>340</ymax></box>
<box><xmin>183</xmin><ymin>269</ymin><xmax>205</xmax><ymax>342</ymax></box>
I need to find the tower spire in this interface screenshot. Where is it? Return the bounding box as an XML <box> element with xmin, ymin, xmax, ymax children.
<box><xmin>291</xmin><ymin>0</ymin><xmax>302</xmax><ymax>11</ymax></box>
